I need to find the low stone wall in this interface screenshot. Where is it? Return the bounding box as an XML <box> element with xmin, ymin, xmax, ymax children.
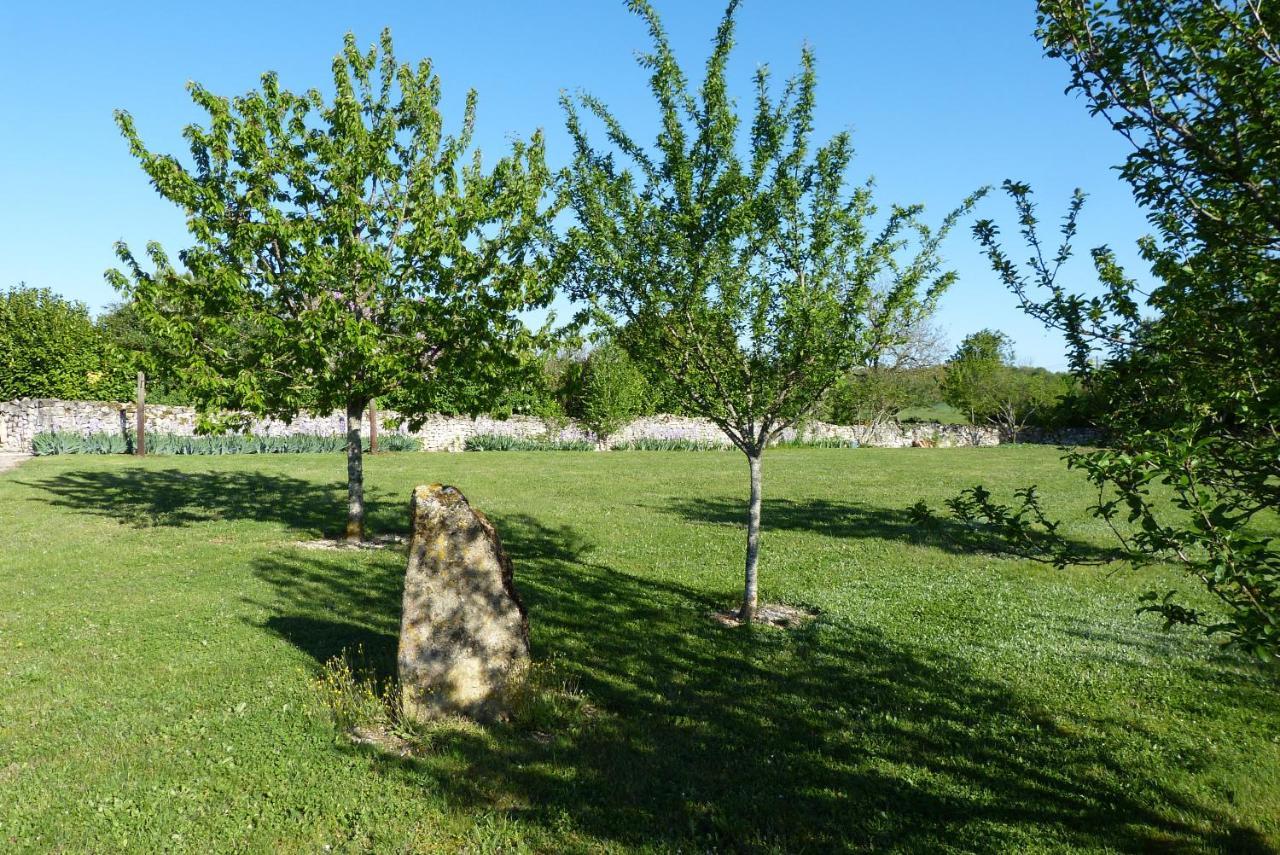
<box><xmin>607</xmin><ymin>415</ymin><xmax>1006</xmax><ymax>449</ymax></box>
<box><xmin>0</xmin><ymin>397</ymin><xmax>1095</xmax><ymax>454</ymax></box>
<box><xmin>0</xmin><ymin>398</ymin><xmax>417</xmax><ymax>454</ymax></box>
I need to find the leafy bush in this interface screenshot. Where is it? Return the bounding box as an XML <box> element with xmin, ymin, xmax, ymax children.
<box><xmin>941</xmin><ymin>330</ymin><xmax>1015</xmax><ymax>423</ymax></box>
<box><xmin>770</xmin><ymin>436</ymin><xmax>858</xmax><ymax>449</ymax></box>
<box><xmin>941</xmin><ymin>330</ymin><xmax>1073</xmax><ymax>433</ymax></box>
<box><xmin>464</xmin><ymin>434</ymin><xmax>595</xmax><ymax>452</ymax></box>
<box><xmin>32</xmin><ymin>431</ymin><xmax>124</xmax><ymax>456</ymax></box>
<box><xmin>964</xmin><ymin>367</ymin><xmax>1074</xmax><ymax>440</ymax></box>
<box><xmin>376</xmin><ymin>433</ymin><xmax>421</xmax><ymax>452</ymax></box>
<box><xmin>612</xmin><ymin>438</ymin><xmax>728</xmax><ymax>451</ymax></box>
<box><xmin>30</xmin><ymin>431</ymin><xmax>420</xmax><ymax>456</ymax></box>
<box><xmin>578</xmin><ymin>342</ymin><xmax>651</xmax><ymax>440</ymax></box>
<box><xmin>1</xmin><ymin>286</ymin><xmax>133</xmax><ymax>401</ymax></box>
<box><xmin>94</xmin><ymin>301</ymin><xmax>201</xmax><ymax>406</ymax></box>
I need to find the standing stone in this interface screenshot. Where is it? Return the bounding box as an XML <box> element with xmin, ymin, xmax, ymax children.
<box><xmin>398</xmin><ymin>484</ymin><xmax>529</xmax><ymax>722</ymax></box>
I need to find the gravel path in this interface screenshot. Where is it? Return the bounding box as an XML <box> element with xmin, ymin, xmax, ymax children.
<box><xmin>0</xmin><ymin>453</ymin><xmax>31</xmax><ymax>475</ymax></box>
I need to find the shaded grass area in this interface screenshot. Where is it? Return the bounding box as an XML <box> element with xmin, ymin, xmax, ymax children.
<box><xmin>0</xmin><ymin>448</ymin><xmax>1276</xmax><ymax>852</ymax></box>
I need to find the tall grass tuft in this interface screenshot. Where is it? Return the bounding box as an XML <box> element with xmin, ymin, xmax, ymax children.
<box><xmin>770</xmin><ymin>436</ymin><xmax>858</xmax><ymax>449</ymax></box>
<box><xmin>611</xmin><ymin>438</ymin><xmax>728</xmax><ymax>451</ymax></box>
<box><xmin>464</xmin><ymin>434</ymin><xmax>596</xmax><ymax>452</ymax></box>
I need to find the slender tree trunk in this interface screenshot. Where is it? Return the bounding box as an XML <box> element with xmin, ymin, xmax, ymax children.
<box><xmin>368</xmin><ymin>400</ymin><xmax>378</xmax><ymax>454</ymax></box>
<box><xmin>345</xmin><ymin>399</ymin><xmax>366</xmax><ymax>542</ymax></box>
<box><xmin>740</xmin><ymin>450</ymin><xmax>763</xmax><ymax>622</ymax></box>
<box><xmin>135</xmin><ymin>371</ymin><xmax>146</xmax><ymax>457</ymax></box>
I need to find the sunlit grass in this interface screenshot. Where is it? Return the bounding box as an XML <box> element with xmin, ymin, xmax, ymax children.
<box><xmin>0</xmin><ymin>447</ymin><xmax>1275</xmax><ymax>852</ymax></box>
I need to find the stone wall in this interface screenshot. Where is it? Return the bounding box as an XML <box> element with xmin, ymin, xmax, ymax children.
<box><xmin>0</xmin><ymin>397</ymin><xmax>1095</xmax><ymax>454</ymax></box>
<box><xmin>608</xmin><ymin>414</ymin><xmax>1008</xmax><ymax>449</ymax></box>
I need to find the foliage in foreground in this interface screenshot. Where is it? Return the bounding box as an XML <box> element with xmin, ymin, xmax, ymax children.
<box><xmin>31</xmin><ymin>430</ymin><xmax>420</xmax><ymax>456</ymax></box>
<box><xmin>925</xmin><ymin>0</ymin><xmax>1280</xmax><ymax>657</ymax></box>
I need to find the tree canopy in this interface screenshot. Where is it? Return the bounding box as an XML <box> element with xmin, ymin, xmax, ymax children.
<box><xmin>941</xmin><ymin>329</ymin><xmax>1014</xmax><ymax>424</ymax></box>
<box><xmin>935</xmin><ymin>0</ymin><xmax>1279</xmax><ymax>657</ymax></box>
<box><xmin>562</xmin><ymin>0</ymin><xmax>979</xmax><ymax>619</ymax></box>
<box><xmin>108</xmin><ymin>30</ymin><xmax>559</xmax><ymax>539</ymax></box>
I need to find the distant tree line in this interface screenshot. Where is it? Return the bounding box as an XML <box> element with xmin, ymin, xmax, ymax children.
<box><xmin>0</xmin><ymin>285</ymin><xmax>212</xmax><ymax>405</ymax></box>
<box><xmin>3</xmin><ymin>282</ymin><xmax>1086</xmax><ymax>441</ymax></box>
<box><xmin>405</xmin><ymin>326</ymin><xmax>1089</xmax><ymax>442</ymax></box>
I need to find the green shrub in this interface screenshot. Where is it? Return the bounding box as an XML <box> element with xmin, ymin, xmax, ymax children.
<box><xmin>1</xmin><ymin>286</ymin><xmax>133</xmax><ymax>401</ymax></box>
<box><xmin>29</xmin><ymin>431</ymin><xmax>420</xmax><ymax>456</ymax></box>
<box><xmin>376</xmin><ymin>433</ymin><xmax>421</xmax><ymax>452</ymax></box>
<box><xmin>822</xmin><ymin>366</ymin><xmax>941</xmax><ymax>427</ymax></box>
<box><xmin>579</xmin><ymin>342</ymin><xmax>650</xmax><ymax>440</ymax></box>
<box><xmin>612</xmin><ymin>438</ymin><xmax>728</xmax><ymax>451</ymax></box>
<box><xmin>464</xmin><ymin>434</ymin><xmax>595</xmax><ymax>452</ymax></box>
<box><xmin>770</xmin><ymin>436</ymin><xmax>857</xmax><ymax>449</ymax></box>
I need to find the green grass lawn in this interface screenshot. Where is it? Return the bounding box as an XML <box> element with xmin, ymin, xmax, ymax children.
<box><xmin>0</xmin><ymin>448</ymin><xmax>1276</xmax><ymax>852</ymax></box>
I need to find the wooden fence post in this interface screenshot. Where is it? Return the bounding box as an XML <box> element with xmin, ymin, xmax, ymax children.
<box><xmin>135</xmin><ymin>371</ymin><xmax>146</xmax><ymax>456</ymax></box>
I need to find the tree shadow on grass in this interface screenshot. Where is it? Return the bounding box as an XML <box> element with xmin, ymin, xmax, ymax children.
<box><xmin>661</xmin><ymin>495</ymin><xmax>1117</xmax><ymax>563</ymax></box>
<box><xmin>20</xmin><ymin>467</ymin><xmax>405</xmax><ymax>537</ymax></box>
<box><xmin>251</xmin><ymin>513</ymin><xmax>1274</xmax><ymax>852</ymax></box>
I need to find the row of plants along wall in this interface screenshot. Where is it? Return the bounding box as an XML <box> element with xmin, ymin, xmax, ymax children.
<box><xmin>462</xmin><ymin>434</ymin><xmax>858</xmax><ymax>452</ymax></box>
<box><xmin>30</xmin><ymin>430</ymin><xmax>863</xmax><ymax>456</ymax></box>
<box><xmin>31</xmin><ymin>431</ymin><xmax>421</xmax><ymax>456</ymax></box>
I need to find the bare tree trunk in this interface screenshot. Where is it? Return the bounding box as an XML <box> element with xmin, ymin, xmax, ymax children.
<box><xmin>135</xmin><ymin>372</ymin><xmax>146</xmax><ymax>457</ymax></box>
<box><xmin>368</xmin><ymin>400</ymin><xmax>379</xmax><ymax>454</ymax></box>
<box><xmin>740</xmin><ymin>450</ymin><xmax>763</xmax><ymax>622</ymax></box>
<box><xmin>345</xmin><ymin>399</ymin><xmax>366</xmax><ymax>542</ymax></box>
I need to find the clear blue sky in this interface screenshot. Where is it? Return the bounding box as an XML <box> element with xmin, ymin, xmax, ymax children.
<box><xmin>0</xmin><ymin>0</ymin><xmax>1153</xmax><ymax>370</ymax></box>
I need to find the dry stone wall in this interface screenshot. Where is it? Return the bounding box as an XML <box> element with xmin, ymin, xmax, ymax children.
<box><xmin>0</xmin><ymin>397</ymin><xmax>1094</xmax><ymax>453</ymax></box>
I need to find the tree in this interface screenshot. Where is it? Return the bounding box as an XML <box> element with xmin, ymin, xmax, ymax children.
<box><xmin>578</xmin><ymin>340</ymin><xmax>650</xmax><ymax>441</ymax></box>
<box><xmin>986</xmin><ymin>368</ymin><xmax>1071</xmax><ymax>442</ymax></box>
<box><xmin>864</xmin><ymin>291</ymin><xmax>950</xmax><ymax>371</ymax></box>
<box><xmin>822</xmin><ymin>292</ymin><xmax>948</xmax><ymax>437</ymax></box>
<box><xmin>941</xmin><ymin>329</ymin><xmax>1014</xmax><ymax>424</ymax></box>
<box><xmin>562</xmin><ymin>1</ymin><xmax>978</xmax><ymax>620</ymax></box>
<box><xmin>0</xmin><ymin>285</ymin><xmax>131</xmax><ymax>401</ymax></box>
<box><xmin>941</xmin><ymin>331</ymin><xmax>1070</xmax><ymax>437</ymax></box>
<box><xmin>822</xmin><ymin>366</ymin><xmax>936</xmax><ymax>436</ymax></box>
<box><xmin>108</xmin><ymin>30</ymin><xmax>558</xmax><ymax>540</ymax></box>
<box><xmin>930</xmin><ymin>0</ymin><xmax>1279</xmax><ymax>657</ymax></box>
<box><xmin>96</xmin><ymin>300</ymin><xmax>200</xmax><ymax>405</ymax></box>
